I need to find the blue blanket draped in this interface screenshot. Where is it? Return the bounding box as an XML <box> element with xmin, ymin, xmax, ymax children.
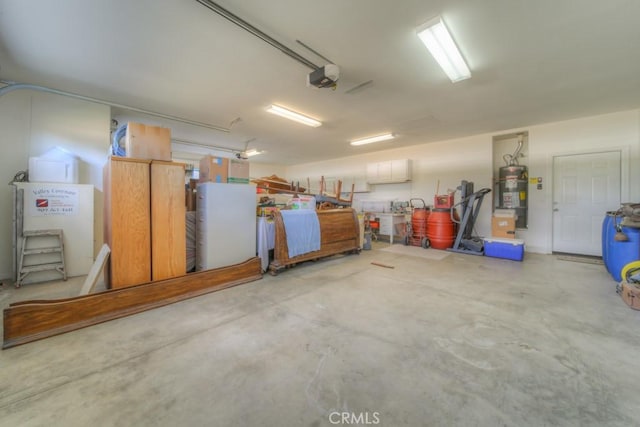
<box><xmin>280</xmin><ymin>210</ymin><xmax>321</xmax><ymax>258</ymax></box>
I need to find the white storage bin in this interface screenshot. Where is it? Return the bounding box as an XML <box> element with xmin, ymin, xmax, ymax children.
<box><xmin>28</xmin><ymin>147</ymin><xmax>79</xmax><ymax>184</ymax></box>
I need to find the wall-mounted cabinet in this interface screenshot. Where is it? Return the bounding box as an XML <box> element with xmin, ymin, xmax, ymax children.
<box><xmin>342</xmin><ymin>176</ymin><xmax>370</xmax><ymax>193</ymax></box>
<box><xmin>366</xmin><ymin>159</ymin><xmax>412</xmax><ymax>184</ymax></box>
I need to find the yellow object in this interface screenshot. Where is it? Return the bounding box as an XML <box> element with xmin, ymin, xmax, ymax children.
<box><xmin>621</xmin><ymin>260</ymin><xmax>640</xmax><ymax>282</ymax></box>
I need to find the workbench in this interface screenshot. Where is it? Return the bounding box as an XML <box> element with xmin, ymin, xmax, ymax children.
<box><xmin>375</xmin><ymin>213</ymin><xmax>407</xmax><ymax>244</ymax></box>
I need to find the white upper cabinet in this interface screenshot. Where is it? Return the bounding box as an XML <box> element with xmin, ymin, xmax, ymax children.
<box><xmin>366</xmin><ymin>159</ymin><xmax>412</xmax><ymax>184</ymax></box>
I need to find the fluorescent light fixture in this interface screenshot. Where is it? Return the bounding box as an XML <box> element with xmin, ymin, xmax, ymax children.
<box><xmin>266</xmin><ymin>104</ymin><xmax>322</xmax><ymax>127</ymax></box>
<box><xmin>244</xmin><ymin>148</ymin><xmax>262</xmax><ymax>157</ymax></box>
<box><xmin>350</xmin><ymin>133</ymin><xmax>395</xmax><ymax>146</ymax></box>
<box><xmin>416</xmin><ymin>16</ymin><xmax>471</xmax><ymax>82</ymax></box>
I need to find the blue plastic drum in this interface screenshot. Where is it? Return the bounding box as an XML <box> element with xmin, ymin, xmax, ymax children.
<box><xmin>602</xmin><ymin>212</ymin><xmax>620</xmax><ymax>273</ymax></box>
<box><xmin>602</xmin><ymin>211</ymin><xmax>615</xmax><ymax>272</ymax></box>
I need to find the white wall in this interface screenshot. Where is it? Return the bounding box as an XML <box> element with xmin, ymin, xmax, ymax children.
<box><xmin>248</xmin><ymin>162</ymin><xmax>287</xmax><ymax>181</ymax></box>
<box><xmin>287</xmin><ymin>109</ymin><xmax>640</xmax><ymax>254</ymax></box>
<box><xmin>287</xmin><ymin>134</ymin><xmax>495</xmax><ymax>237</ymax></box>
<box><xmin>0</xmin><ymin>90</ymin><xmax>110</xmax><ymax>280</ymax></box>
<box><xmin>523</xmin><ymin>110</ymin><xmax>640</xmax><ymax>252</ymax></box>
<box><xmin>0</xmin><ymin>91</ymin><xmax>286</xmax><ymax>281</ymax></box>
<box><xmin>1</xmin><ymin>88</ymin><xmax>637</xmax><ymax>281</ymax></box>
<box><xmin>114</xmin><ymin>111</ymin><xmax>288</xmax><ymax>183</ymax></box>
<box><xmin>0</xmin><ymin>90</ymin><xmax>30</xmax><ymax>281</ymax></box>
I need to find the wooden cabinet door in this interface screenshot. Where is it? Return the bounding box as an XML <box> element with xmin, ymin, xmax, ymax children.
<box><xmin>104</xmin><ymin>157</ymin><xmax>151</xmax><ymax>288</ymax></box>
<box><xmin>151</xmin><ymin>161</ymin><xmax>186</xmax><ymax>280</ymax></box>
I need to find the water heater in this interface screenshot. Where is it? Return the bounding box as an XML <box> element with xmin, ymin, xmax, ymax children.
<box><xmin>498</xmin><ymin>165</ymin><xmax>528</xmax><ymax>228</ymax></box>
<box><xmin>498</xmin><ymin>134</ymin><xmax>528</xmax><ymax>229</ymax></box>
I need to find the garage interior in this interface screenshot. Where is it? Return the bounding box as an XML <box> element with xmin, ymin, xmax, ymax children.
<box><xmin>1</xmin><ymin>1</ymin><xmax>640</xmax><ymax>426</ymax></box>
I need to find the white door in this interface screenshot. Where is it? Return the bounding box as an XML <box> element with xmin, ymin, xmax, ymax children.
<box><xmin>552</xmin><ymin>151</ymin><xmax>621</xmax><ymax>255</ymax></box>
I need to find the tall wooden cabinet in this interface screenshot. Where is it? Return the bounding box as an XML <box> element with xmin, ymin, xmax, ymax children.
<box><xmin>104</xmin><ymin>157</ymin><xmax>186</xmax><ymax>289</ymax></box>
<box><xmin>104</xmin><ymin>157</ymin><xmax>151</xmax><ymax>288</ymax></box>
<box><xmin>151</xmin><ymin>160</ymin><xmax>186</xmax><ymax>281</ymax></box>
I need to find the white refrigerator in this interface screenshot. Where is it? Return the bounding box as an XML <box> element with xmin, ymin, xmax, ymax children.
<box><xmin>196</xmin><ymin>183</ymin><xmax>257</xmax><ymax>270</ymax></box>
<box><xmin>14</xmin><ymin>182</ymin><xmax>94</xmax><ymax>284</ymax></box>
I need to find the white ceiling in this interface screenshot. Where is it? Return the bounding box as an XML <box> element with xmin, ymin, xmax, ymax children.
<box><xmin>1</xmin><ymin>0</ymin><xmax>639</xmax><ymax>165</ymax></box>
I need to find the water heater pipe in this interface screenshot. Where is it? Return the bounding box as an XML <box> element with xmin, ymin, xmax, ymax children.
<box><xmin>503</xmin><ymin>133</ymin><xmax>524</xmax><ymax>166</ymax></box>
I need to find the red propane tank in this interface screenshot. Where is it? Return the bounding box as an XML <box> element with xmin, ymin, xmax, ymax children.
<box><xmin>427</xmin><ymin>208</ymin><xmax>456</xmax><ymax>249</ymax></box>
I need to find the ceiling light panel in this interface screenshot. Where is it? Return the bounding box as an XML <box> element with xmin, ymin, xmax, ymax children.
<box><xmin>350</xmin><ymin>133</ymin><xmax>395</xmax><ymax>146</ymax></box>
<box><xmin>416</xmin><ymin>16</ymin><xmax>471</xmax><ymax>82</ymax></box>
<box><xmin>244</xmin><ymin>149</ymin><xmax>262</xmax><ymax>157</ymax></box>
<box><xmin>266</xmin><ymin>104</ymin><xmax>322</xmax><ymax>127</ymax></box>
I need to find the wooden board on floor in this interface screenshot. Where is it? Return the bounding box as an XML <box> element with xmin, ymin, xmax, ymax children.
<box><xmin>3</xmin><ymin>257</ymin><xmax>262</xmax><ymax>349</ymax></box>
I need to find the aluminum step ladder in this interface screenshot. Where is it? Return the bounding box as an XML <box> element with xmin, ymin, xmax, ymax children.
<box><xmin>17</xmin><ymin>229</ymin><xmax>67</xmax><ymax>287</ymax></box>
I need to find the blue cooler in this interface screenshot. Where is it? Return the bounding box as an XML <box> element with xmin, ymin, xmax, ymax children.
<box><xmin>484</xmin><ymin>238</ymin><xmax>525</xmax><ymax>261</ymax></box>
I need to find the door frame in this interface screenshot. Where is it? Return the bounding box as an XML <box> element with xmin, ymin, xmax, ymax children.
<box><xmin>550</xmin><ymin>147</ymin><xmax>629</xmax><ymax>254</ymax></box>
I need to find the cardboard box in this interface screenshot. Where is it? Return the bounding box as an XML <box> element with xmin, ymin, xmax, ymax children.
<box><xmin>185</xmin><ymin>179</ymin><xmax>198</xmax><ymax>211</ymax></box>
<box><xmin>289</xmin><ymin>196</ymin><xmax>316</xmax><ymax>210</ymax></box>
<box><xmin>227</xmin><ymin>177</ymin><xmax>251</xmax><ymax>184</ymax></box>
<box><xmin>493</xmin><ymin>208</ymin><xmax>517</xmax><ymax>218</ymax></box>
<box><xmin>199</xmin><ymin>155</ymin><xmax>229</xmax><ymax>183</ymax></box>
<box><xmin>492</xmin><ymin>216</ymin><xmax>516</xmax><ymax>238</ymax></box>
<box><xmin>125</xmin><ymin>122</ymin><xmax>171</xmax><ymax>161</ymax></box>
<box><xmin>484</xmin><ymin>238</ymin><xmax>524</xmax><ymax>261</ymax></box>
<box><xmin>492</xmin><ymin>209</ymin><xmax>517</xmax><ymax>239</ymax></box>
<box><xmin>228</xmin><ymin>159</ymin><xmax>250</xmax><ymax>184</ymax></box>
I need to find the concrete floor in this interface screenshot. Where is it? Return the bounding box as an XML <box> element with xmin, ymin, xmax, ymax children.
<box><xmin>1</xmin><ymin>243</ymin><xmax>639</xmax><ymax>427</ymax></box>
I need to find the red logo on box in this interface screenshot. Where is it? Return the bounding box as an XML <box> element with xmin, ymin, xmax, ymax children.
<box><xmin>36</xmin><ymin>199</ymin><xmax>49</xmax><ymax>207</ymax></box>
